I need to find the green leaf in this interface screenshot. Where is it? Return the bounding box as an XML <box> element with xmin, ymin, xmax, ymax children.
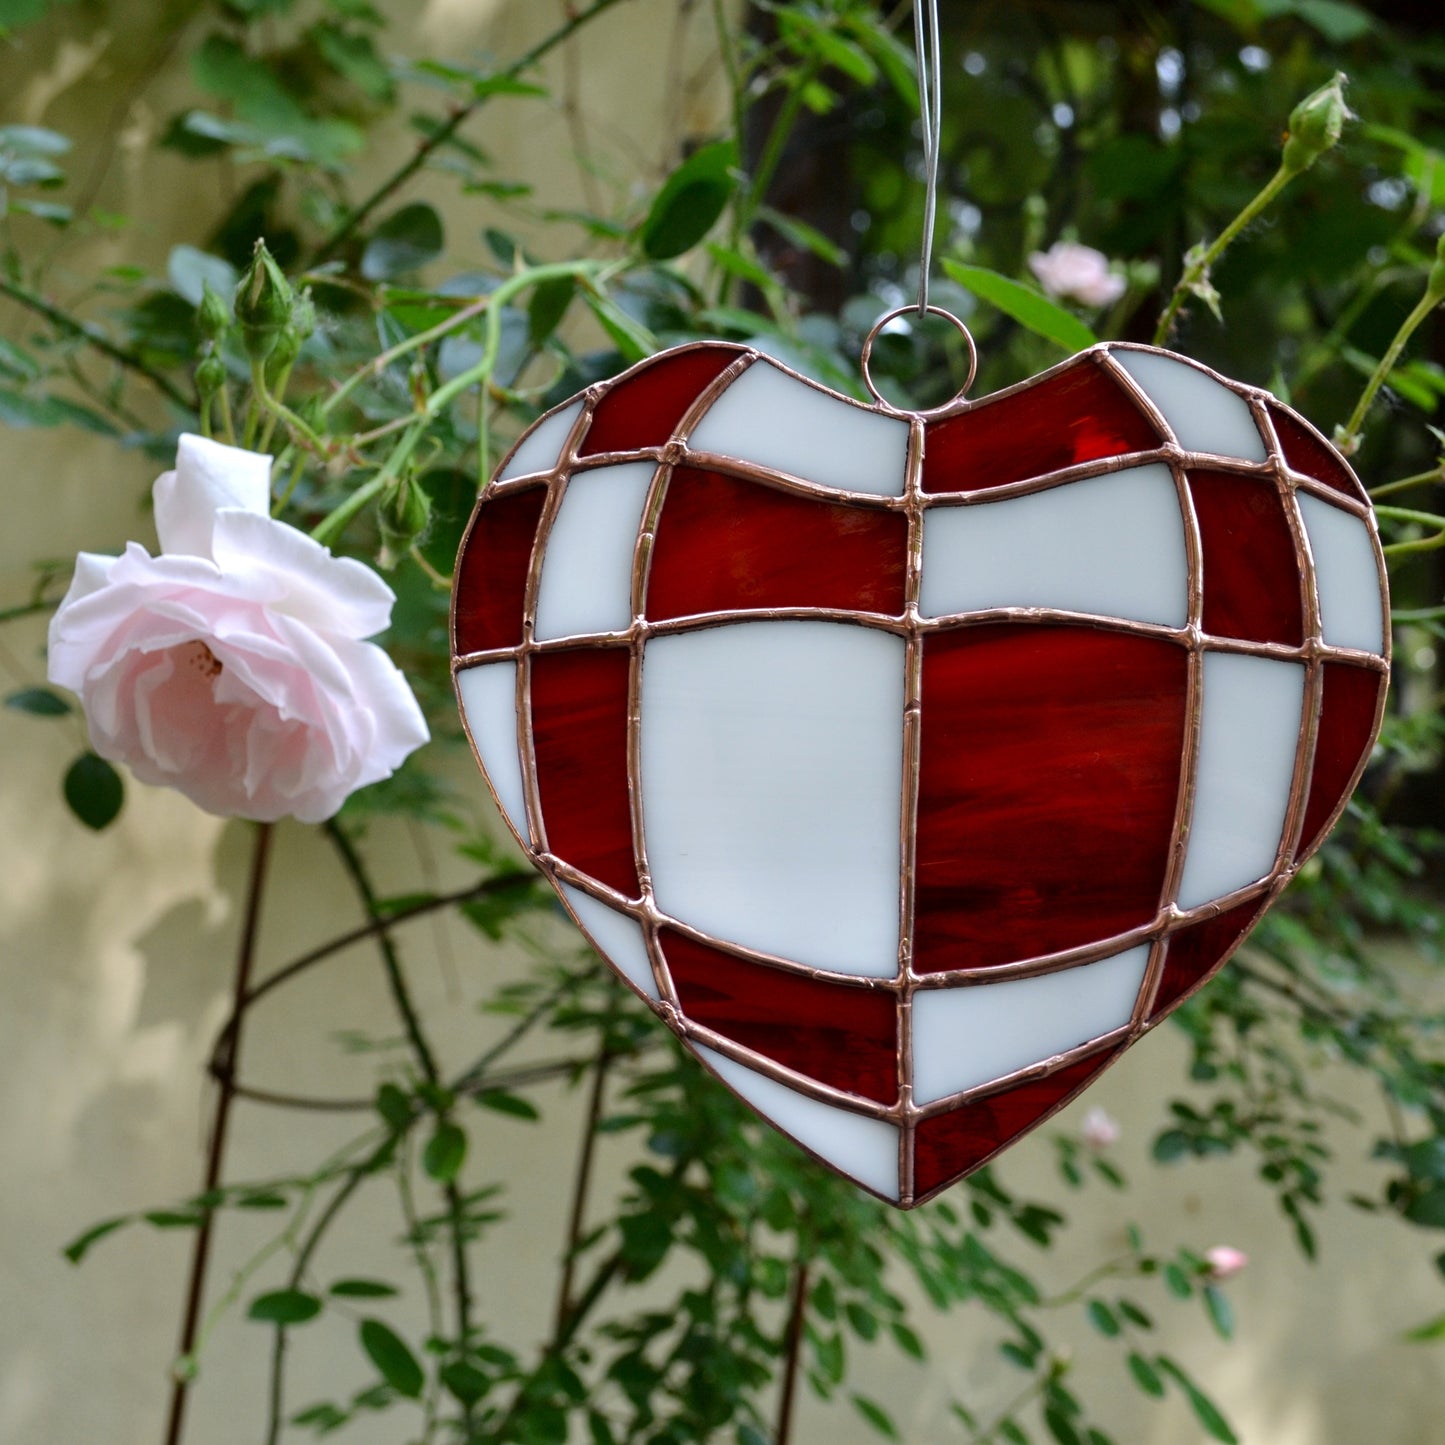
<box><xmin>528</xmin><ymin>275</ymin><xmax>575</xmax><ymax>346</ymax></box>
<box><xmin>1087</xmin><ymin>1299</ymin><xmax>1121</xmax><ymax>1337</ymax></box>
<box><xmin>361</xmin><ymin>203</ymin><xmax>445</xmax><ymax>280</ymax></box>
<box><xmin>1156</xmin><ymin>1356</ymin><xmax>1239</xmax><ymax>1443</ymax></box>
<box><xmin>1404</xmin><ymin>1310</ymin><xmax>1445</xmax><ymax>1342</ymax></box>
<box><xmin>1044</xmin><ymin>1407</ymin><xmax>1083</xmax><ymax>1445</ymax></box>
<box><xmin>423</xmin><ymin>1120</ymin><xmax>468</xmax><ymax>1182</ymax></box>
<box><xmin>13</xmin><ymin>198</ymin><xmax>71</xmax><ymax>226</ymax></box>
<box><xmin>375</xmin><ymin>1082</ymin><xmax>413</xmax><ymax>1131</ymax></box>
<box><xmin>758</xmin><ymin>205</ymin><xmax>847</xmax><ymax>267</ymax></box>
<box><xmin>941</xmin><ymin>261</ymin><xmax>1097</xmax><ymax>353</ymax></box>
<box><xmin>845</xmin><ymin>1301</ymin><xmax>879</xmax><ymax>1341</ymax></box>
<box><xmin>329</xmin><ymin>1278</ymin><xmax>399</xmax><ymax>1299</ymax></box>
<box><xmin>143</xmin><ymin>1210</ymin><xmax>204</xmax><ymax>1229</ymax></box>
<box><xmin>813</xmin><ymin>1329</ymin><xmax>845</xmax><ymax>1383</ymax></box>
<box><xmin>62</xmin><ymin>1215</ymin><xmax>129</xmax><ymax>1264</ymax></box>
<box><xmin>1403</xmin><ymin>1185</ymin><xmax>1445</xmax><ymax>1229</ymax></box>
<box><xmin>191</xmin><ymin>34</ymin><xmax>362</xmax><ymax>167</ymax></box>
<box><xmin>1163</xmin><ymin>1262</ymin><xmax>1193</xmax><ymax>1298</ymax></box>
<box><xmin>581</xmin><ymin>291</ymin><xmax>655</xmax><ymax>363</ymax></box>
<box><xmin>1293</xmin><ymin>0</ymin><xmax>1374</xmax><ymax>42</ymax></box>
<box><xmin>640</xmin><ymin>139</ymin><xmax>738</xmax><ymax>260</ymax></box>
<box><xmin>249</xmin><ymin>1289</ymin><xmax>324</xmax><ymax>1325</ymax></box>
<box><xmin>64</xmin><ymin>753</ymin><xmax>123</xmax><ymax>830</ymax></box>
<box><xmin>440</xmin><ymin>1359</ymin><xmax>490</xmax><ymax>1405</ymax></box>
<box><xmin>359</xmin><ymin>1318</ymin><xmax>424</xmax><ymax>1398</ymax></box>
<box><xmin>850</xmin><ymin>1393</ymin><xmax>900</xmax><ymax>1440</ymax></box>
<box><xmin>890</xmin><ymin>1320</ymin><xmax>925</xmax><ymax>1360</ymax></box>
<box><xmin>1152</xmin><ymin>1129</ymin><xmax>1192</xmax><ymax>1163</ymax></box>
<box><xmin>290</xmin><ymin>1402</ymin><xmax>347</xmax><ymax>1430</ymax></box>
<box><xmin>1126</xmin><ymin>1351</ymin><xmax>1165</xmax><ymax>1398</ymax></box>
<box><xmin>313</xmin><ymin>21</ymin><xmax>395</xmax><ymax>103</ymax></box>
<box><xmin>474</xmin><ymin>1090</ymin><xmax>539</xmax><ymax>1120</ymax></box>
<box><xmin>0</xmin><ymin>388</ymin><xmax>117</xmax><ymax>435</ymax></box>
<box><xmin>0</xmin><ymin>124</ymin><xmax>71</xmax><ymax>156</ymax></box>
<box><xmin>6</xmin><ymin>687</ymin><xmax>71</xmax><ymax>717</ymax></box>
<box><xmin>167</xmin><ymin>245</ymin><xmax>237</xmax><ymax>308</ymax></box>
<box><xmin>1203</xmin><ymin>1284</ymin><xmax>1234</xmax><ymax>1339</ymax></box>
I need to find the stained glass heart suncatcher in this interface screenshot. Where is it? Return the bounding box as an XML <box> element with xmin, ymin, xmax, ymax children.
<box><xmin>450</xmin><ymin>339</ymin><xmax>1389</xmax><ymax>1207</ymax></box>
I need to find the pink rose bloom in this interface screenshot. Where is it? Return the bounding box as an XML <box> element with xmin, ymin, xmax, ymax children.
<box><xmin>1028</xmin><ymin>241</ymin><xmax>1127</xmax><ymax>308</ymax></box>
<box><xmin>1080</xmin><ymin>1106</ymin><xmax>1120</xmax><ymax>1150</ymax></box>
<box><xmin>48</xmin><ymin>434</ymin><xmax>429</xmax><ymax>823</ymax></box>
<box><xmin>1203</xmin><ymin>1245</ymin><xmax>1249</xmax><ymax>1280</ymax></box>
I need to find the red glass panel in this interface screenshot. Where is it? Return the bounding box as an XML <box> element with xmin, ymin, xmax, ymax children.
<box><xmin>1188</xmin><ymin>469</ymin><xmax>1304</xmax><ymax>646</ymax></box>
<box><xmin>1150</xmin><ymin>900</ymin><xmax>1262</xmax><ymax>1021</ymax></box>
<box><xmin>662</xmin><ymin>929</ymin><xmax>898</xmax><ymax>1104</ymax></box>
<box><xmin>530</xmin><ymin>647</ymin><xmax>640</xmax><ymax>898</ymax></box>
<box><xmin>1269</xmin><ymin>404</ymin><xmax>1367</xmax><ymax>504</ymax></box>
<box><xmin>912</xmin><ymin>1050</ymin><xmax>1116</xmax><ymax>1197</ymax></box>
<box><xmin>1296</xmin><ymin>662</ymin><xmax>1384</xmax><ymax>859</ymax></box>
<box><xmin>915</xmin><ymin>626</ymin><xmax>1188</xmax><ymax>972</ymax></box>
<box><xmin>453</xmin><ymin>485</ymin><xmax>546</xmax><ymax>654</ymax></box>
<box><xmin>579</xmin><ymin>346</ymin><xmax>746</xmax><ymax>458</ymax></box>
<box><xmin>922</xmin><ymin>362</ymin><xmax>1160</xmax><ymax>494</ymax></box>
<box><xmin>646</xmin><ymin>467</ymin><xmax>909</xmax><ymax>620</ymax></box>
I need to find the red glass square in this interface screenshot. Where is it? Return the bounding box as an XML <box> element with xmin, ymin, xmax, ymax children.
<box><xmin>661</xmin><ymin>929</ymin><xmax>898</xmax><ymax>1104</ymax></box>
<box><xmin>530</xmin><ymin>647</ymin><xmax>640</xmax><ymax>898</ymax></box>
<box><xmin>912</xmin><ymin>1050</ymin><xmax>1116</xmax><ymax>1198</ymax></box>
<box><xmin>1269</xmin><ymin>404</ymin><xmax>1368</xmax><ymax>504</ymax></box>
<box><xmin>453</xmin><ymin>484</ymin><xmax>546</xmax><ymax>654</ymax></box>
<box><xmin>1296</xmin><ymin>662</ymin><xmax>1384</xmax><ymax>860</ymax></box>
<box><xmin>1150</xmin><ymin>900</ymin><xmax>1263</xmax><ymax>1020</ymax></box>
<box><xmin>922</xmin><ymin>361</ymin><xmax>1160</xmax><ymax>495</ymax></box>
<box><xmin>579</xmin><ymin>345</ymin><xmax>746</xmax><ymax>458</ymax></box>
<box><xmin>1188</xmin><ymin>469</ymin><xmax>1304</xmax><ymax>646</ymax></box>
<box><xmin>915</xmin><ymin>626</ymin><xmax>1188</xmax><ymax>972</ymax></box>
<box><xmin>646</xmin><ymin>467</ymin><xmax>909</xmax><ymax>620</ymax></box>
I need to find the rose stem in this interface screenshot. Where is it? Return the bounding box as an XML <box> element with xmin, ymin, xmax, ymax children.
<box><xmin>774</xmin><ymin>1253</ymin><xmax>812</xmax><ymax>1445</ymax></box>
<box><xmin>162</xmin><ymin>820</ymin><xmax>275</xmax><ymax>1445</ymax></box>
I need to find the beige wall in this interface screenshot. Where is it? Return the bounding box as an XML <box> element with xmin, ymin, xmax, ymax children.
<box><xmin>1</xmin><ymin>4</ymin><xmax>1440</xmax><ymax>1442</ymax></box>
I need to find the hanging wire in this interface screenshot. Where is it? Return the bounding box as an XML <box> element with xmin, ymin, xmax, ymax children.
<box><xmin>913</xmin><ymin>0</ymin><xmax>944</xmax><ymax>316</ymax></box>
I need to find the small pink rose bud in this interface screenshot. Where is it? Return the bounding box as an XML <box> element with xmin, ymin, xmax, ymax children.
<box><xmin>1027</xmin><ymin>241</ymin><xmax>1127</xmax><ymax>309</ymax></box>
<box><xmin>1080</xmin><ymin>1107</ymin><xmax>1120</xmax><ymax>1150</ymax></box>
<box><xmin>1204</xmin><ymin>1245</ymin><xmax>1248</xmax><ymax>1280</ymax></box>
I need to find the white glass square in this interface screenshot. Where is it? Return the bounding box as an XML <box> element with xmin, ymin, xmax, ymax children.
<box><xmin>687</xmin><ymin>359</ymin><xmax>909</xmax><ymax>496</ymax></box>
<box><xmin>911</xmin><ymin>947</ymin><xmax>1148</xmax><ymax>1105</ymax></box>
<box><xmin>641</xmin><ymin>620</ymin><xmax>905</xmax><ymax>978</ymax></box>
<box><xmin>920</xmin><ymin>464</ymin><xmax>1188</xmax><ymax>626</ymax></box>
<box><xmin>534</xmin><ymin>461</ymin><xmax>654</xmax><ymax>640</ymax></box>
<box><xmin>1176</xmin><ymin>652</ymin><xmax>1305</xmax><ymax>909</ymax></box>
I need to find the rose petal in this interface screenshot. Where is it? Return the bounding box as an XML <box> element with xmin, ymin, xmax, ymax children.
<box><xmin>153</xmin><ymin>433</ymin><xmax>273</xmax><ymax>558</ymax></box>
<box><xmin>212</xmin><ymin>509</ymin><xmax>396</xmax><ymax>638</ymax></box>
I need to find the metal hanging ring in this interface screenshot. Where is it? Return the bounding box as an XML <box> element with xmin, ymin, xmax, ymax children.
<box><xmin>860</xmin><ymin>304</ymin><xmax>978</xmax><ymax>417</ymax></box>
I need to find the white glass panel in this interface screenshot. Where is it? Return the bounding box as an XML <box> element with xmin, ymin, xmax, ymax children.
<box><xmin>1176</xmin><ymin>653</ymin><xmax>1305</xmax><ymax>909</ymax></box>
<box><xmin>1112</xmin><ymin>349</ymin><xmax>1267</xmax><ymax>462</ymax></box>
<box><xmin>698</xmin><ymin>1045</ymin><xmax>899</xmax><ymax>1199</ymax></box>
<box><xmin>911</xmin><ymin>947</ymin><xmax>1148</xmax><ymax>1105</ymax></box>
<box><xmin>687</xmin><ymin>359</ymin><xmax>909</xmax><ymax>496</ymax></box>
<box><xmin>456</xmin><ymin>662</ymin><xmax>528</xmax><ymax>842</ymax></box>
<box><xmin>498</xmin><ymin>400</ymin><xmax>583</xmax><ymax>481</ymax></box>
<box><xmin>534</xmin><ymin>462</ymin><xmax>654</xmax><ymax>640</ymax></box>
<box><xmin>1297</xmin><ymin>493</ymin><xmax>1385</xmax><ymax>653</ymax></box>
<box><xmin>920</xmin><ymin>464</ymin><xmax>1187</xmax><ymax>626</ymax></box>
<box><xmin>641</xmin><ymin>620</ymin><xmax>905</xmax><ymax>978</ymax></box>
<box><xmin>558</xmin><ymin>883</ymin><xmax>659</xmax><ymax>1001</ymax></box>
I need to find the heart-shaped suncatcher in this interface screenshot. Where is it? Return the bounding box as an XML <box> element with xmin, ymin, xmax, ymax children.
<box><xmin>450</xmin><ymin>337</ymin><xmax>1389</xmax><ymax>1206</ymax></box>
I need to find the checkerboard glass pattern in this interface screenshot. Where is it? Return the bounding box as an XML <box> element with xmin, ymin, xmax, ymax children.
<box><xmin>452</xmin><ymin>341</ymin><xmax>1389</xmax><ymax>1207</ymax></box>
